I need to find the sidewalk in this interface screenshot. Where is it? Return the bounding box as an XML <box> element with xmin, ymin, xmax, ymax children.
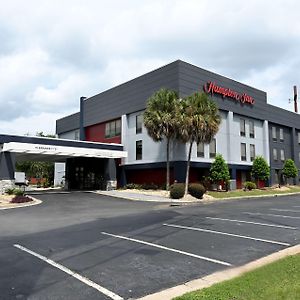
<box><xmin>95</xmin><ymin>190</ymin><xmax>201</xmax><ymax>203</ymax></box>
<box><xmin>95</xmin><ymin>188</ymin><xmax>300</xmax><ymax>204</ymax></box>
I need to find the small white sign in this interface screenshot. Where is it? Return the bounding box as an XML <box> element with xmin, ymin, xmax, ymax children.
<box><xmin>15</xmin><ymin>172</ymin><xmax>26</xmax><ymax>184</ymax></box>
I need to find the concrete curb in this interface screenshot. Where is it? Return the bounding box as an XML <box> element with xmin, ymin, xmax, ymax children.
<box><xmin>215</xmin><ymin>191</ymin><xmax>300</xmax><ymax>201</ymax></box>
<box><xmin>94</xmin><ymin>190</ymin><xmax>300</xmax><ymax>206</ymax></box>
<box><xmin>0</xmin><ymin>196</ymin><xmax>42</xmax><ymax>210</ymax></box>
<box><xmin>138</xmin><ymin>244</ymin><xmax>300</xmax><ymax>300</ymax></box>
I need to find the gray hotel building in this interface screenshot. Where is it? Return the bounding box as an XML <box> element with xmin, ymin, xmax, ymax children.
<box><xmin>55</xmin><ymin>60</ymin><xmax>300</xmax><ymax>189</ymax></box>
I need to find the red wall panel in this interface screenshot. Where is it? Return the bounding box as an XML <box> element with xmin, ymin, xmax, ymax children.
<box><xmin>85</xmin><ymin>122</ymin><xmax>121</xmax><ymax>144</ymax></box>
<box><xmin>126</xmin><ymin>168</ymin><xmax>174</xmax><ymax>186</ymax></box>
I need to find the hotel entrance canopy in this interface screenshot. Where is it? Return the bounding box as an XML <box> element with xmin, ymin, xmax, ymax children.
<box><xmin>0</xmin><ymin>134</ymin><xmax>127</xmax><ymax>162</ymax></box>
<box><xmin>2</xmin><ymin>142</ymin><xmax>127</xmax><ymax>162</ymax></box>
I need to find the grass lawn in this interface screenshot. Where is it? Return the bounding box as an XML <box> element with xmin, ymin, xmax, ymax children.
<box><xmin>174</xmin><ymin>254</ymin><xmax>300</xmax><ymax>300</ymax></box>
<box><xmin>208</xmin><ymin>185</ymin><xmax>300</xmax><ymax>199</ymax></box>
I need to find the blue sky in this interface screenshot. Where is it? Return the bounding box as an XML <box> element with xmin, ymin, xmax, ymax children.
<box><xmin>1</xmin><ymin>0</ymin><xmax>300</xmax><ymax>135</ymax></box>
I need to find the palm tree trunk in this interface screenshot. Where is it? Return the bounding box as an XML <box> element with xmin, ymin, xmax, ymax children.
<box><xmin>185</xmin><ymin>141</ymin><xmax>193</xmax><ymax>196</ymax></box>
<box><xmin>166</xmin><ymin>138</ymin><xmax>170</xmax><ymax>190</ymax></box>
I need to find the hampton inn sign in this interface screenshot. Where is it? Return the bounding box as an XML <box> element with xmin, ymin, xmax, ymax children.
<box><xmin>203</xmin><ymin>81</ymin><xmax>255</xmax><ymax>105</ymax></box>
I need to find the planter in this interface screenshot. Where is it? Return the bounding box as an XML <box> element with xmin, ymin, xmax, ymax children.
<box><xmin>257</xmin><ymin>180</ymin><xmax>265</xmax><ymax>189</ymax></box>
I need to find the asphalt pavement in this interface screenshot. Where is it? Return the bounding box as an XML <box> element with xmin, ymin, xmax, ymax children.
<box><xmin>0</xmin><ymin>192</ymin><xmax>299</xmax><ymax>300</ymax></box>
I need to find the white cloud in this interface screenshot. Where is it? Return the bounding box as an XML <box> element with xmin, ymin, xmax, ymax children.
<box><xmin>0</xmin><ymin>112</ymin><xmax>64</xmax><ymax>136</ymax></box>
<box><xmin>0</xmin><ymin>0</ymin><xmax>300</xmax><ymax>134</ymax></box>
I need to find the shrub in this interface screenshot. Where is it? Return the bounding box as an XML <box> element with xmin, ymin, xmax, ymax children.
<box><xmin>209</xmin><ymin>154</ymin><xmax>230</xmax><ymax>184</ymax></box>
<box><xmin>14</xmin><ymin>189</ymin><xmax>25</xmax><ymax>196</ymax></box>
<box><xmin>43</xmin><ymin>179</ymin><xmax>51</xmax><ymax>188</ymax></box>
<box><xmin>170</xmin><ymin>183</ymin><xmax>185</xmax><ymax>199</ymax></box>
<box><xmin>251</xmin><ymin>156</ymin><xmax>270</xmax><ymax>181</ymax></box>
<box><xmin>10</xmin><ymin>196</ymin><xmax>32</xmax><ymax>203</ymax></box>
<box><xmin>244</xmin><ymin>181</ymin><xmax>257</xmax><ymax>191</ymax></box>
<box><xmin>5</xmin><ymin>188</ymin><xmax>15</xmax><ymax>195</ymax></box>
<box><xmin>188</xmin><ymin>183</ymin><xmax>206</xmax><ymax>199</ymax></box>
<box><xmin>124</xmin><ymin>183</ymin><xmax>141</xmax><ymax>189</ymax></box>
<box><xmin>141</xmin><ymin>183</ymin><xmax>159</xmax><ymax>190</ymax></box>
<box><xmin>282</xmin><ymin>159</ymin><xmax>298</xmax><ymax>181</ymax></box>
<box><xmin>201</xmin><ymin>176</ymin><xmax>211</xmax><ymax>191</ymax></box>
<box><xmin>159</xmin><ymin>183</ymin><xmax>167</xmax><ymax>190</ymax></box>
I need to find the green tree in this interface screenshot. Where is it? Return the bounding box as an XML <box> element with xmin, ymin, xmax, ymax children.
<box><xmin>251</xmin><ymin>156</ymin><xmax>270</xmax><ymax>181</ymax></box>
<box><xmin>144</xmin><ymin>88</ymin><xmax>179</xmax><ymax>190</ymax></box>
<box><xmin>209</xmin><ymin>154</ymin><xmax>230</xmax><ymax>186</ymax></box>
<box><xmin>16</xmin><ymin>132</ymin><xmax>55</xmax><ymax>186</ymax></box>
<box><xmin>177</xmin><ymin>92</ymin><xmax>221</xmax><ymax>195</ymax></box>
<box><xmin>282</xmin><ymin>159</ymin><xmax>298</xmax><ymax>183</ymax></box>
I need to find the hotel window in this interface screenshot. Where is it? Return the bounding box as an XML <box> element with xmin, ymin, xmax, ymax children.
<box><xmin>241</xmin><ymin>143</ymin><xmax>246</xmax><ymax>161</ymax></box>
<box><xmin>250</xmin><ymin>144</ymin><xmax>255</xmax><ymax>161</ymax></box>
<box><xmin>209</xmin><ymin>139</ymin><xmax>216</xmax><ymax>158</ymax></box>
<box><xmin>197</xmin><ymin>142</ymin><xmax>204</xmax><ymax>157</ymax></box>
<box><xmin>280</xmin><ymin>149</ymin><xmax>285</xmax><ymax>161</ymax></box>
<box><xmin>279</xmin><ymin>128</ymin><xmax>284</xmax><ymax>142</ymax></box>
<box><xmin>298</xmin><ymin>132</ymin><xmax>300</xmax><ymax>144</ymax></box>
<box><xmin>273</xmin><ymin>148</ymin><xmax>278</xmax><ymax>161</ymax></box>
<box><xmin>249</xmin><ymin>120</ymin><xmax>255</xmax><ymax>138</ymax></box>
<box><xmin>299</xmin><ymin>151</ymin><xmax>300</xmax><ymax>162</ymax></box>
<box><xmin>136</xmin><ymin>140</ymin><xmax>143</xmax><ymax>160</ymax></box>
<box><xmin>240</xmin><ymin>119</ymin><xmax>246</xmax><ymax>137</ymax></box>
<box><xmin>136</xmin><ymin>114</ymin><xmax>143</xmax><ymax>134</ymax></box>
<box><xmin>272</xmin><ymin>126</ymin><xmax>277</xmax><ymax>142</ymax></box>
<box><xmin>105</xmin><ymin>119</ymin><xmax>121</xmax><ymax>138</ymax></box>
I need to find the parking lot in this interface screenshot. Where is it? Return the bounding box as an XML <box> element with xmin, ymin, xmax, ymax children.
<box><xmin>0</xmin><ymin>192</ymin><xmax>299</xmax><ymax>300</ymax></box>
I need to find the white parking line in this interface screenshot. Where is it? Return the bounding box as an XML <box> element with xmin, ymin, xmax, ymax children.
<box><xmin>163</xmin><ymin>224</ymin><xmax>290</xmax><ymax>246</ymax></box>
<box><xmin>101</xmin><ymin>232</ymin><xmax>232</xmax><ymax>266</ymax></box>
<box><xmin>270</xmin><ymin>208</ymin><xmax>300</xmax><ymax>213</ymax></box>
<box><xmin>244</xmin><ymin>212</ymin><xmax>300</xmax><ymax>220</ymax></box>
<box><xmin>205</xmin><ymin>217</ymin><xmax>297</xmax><ymax>230</ymax></box>
<box><xmin>14</xmin><ymin>244</ymin><xmax>123</xmax><ymax>300</ymax></box>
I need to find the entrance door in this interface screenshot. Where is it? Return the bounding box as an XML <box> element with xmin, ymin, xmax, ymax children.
<box><xmin>66</xmin><ymin>157</ymin><xmax>106</xmax><ymax>190</ymax></box>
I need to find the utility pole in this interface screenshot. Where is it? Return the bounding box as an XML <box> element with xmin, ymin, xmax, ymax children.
<box><xmin>293</xmin><ymin>85</ymin><xmax>298</xmax><ymax>113</ymax></box>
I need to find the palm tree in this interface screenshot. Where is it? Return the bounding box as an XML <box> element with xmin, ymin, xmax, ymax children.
<box><xmin>177</xmin><ymin>92</ymin><xmax>221</xmax><ymax>196</ymax></box>
<box><xmin>144</xmin><ymin>88</ymin><xmax>179</xmax><ymax>190</ymax></box>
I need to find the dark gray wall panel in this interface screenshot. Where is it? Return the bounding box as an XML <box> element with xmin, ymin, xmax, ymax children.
<box><xmin>268</xmin><ymin>123</ymin><xmax>292</xmax><ymax>167</ymax></box>
<box><xmin>56</xmin><ymin>60</ymin><xmax>300</xmax><ymax>134</ymax></box>
<box><xmin>0</xmin><ymin>152</ymin><xmax>15</xmax><ymax>180</ymax></box>
<box><xmin>177</xmin><ymin>61</ymin><xmax>300</xmax><ymax>129</ymax></box>
<box><xmin>178</xmin><ymin>61</ymin><xmax>268</xmax><ymax>123</ymax></box>
<box><xmin>56</xmin><ymin>112</ymin><xmax>80</xmax><ymax>135</ymax></box>
<box><xmin>83</xmin><ymin>62</ymin><xmax>180</xmax><ymax>127</ymax></box>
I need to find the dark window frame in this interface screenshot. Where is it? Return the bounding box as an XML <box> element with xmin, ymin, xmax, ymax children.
<box><xmin>279</xmin><ymin>128</ymin><xmax>284</xmax><ymax>142</ymax></box>
<box><xmin>197</xmin><ymin>142</ymin><xmax>204</xmax><ymax>158</ymax></box>
<box><xmin>241</xmin><ymin>143</ymin><xmax>246</xmax><ymax>161</ymax></box>
<box><xmin>250</xmin><ymin>144</ymin><xmax>255</xmax><ymax>161</ymax></box>
<box><xmin>209</xmin><ymin>139</ymin><xmax>216</xmax><ymax>158</ymax></box>
<box><xmin>105</xmin><ymin>119</ymin><xmax>121</xmax><ymax>138</ymax></box>
<box><xmin>136</xmin><ymin>114</ymin><xmax>143</xmax><ymax>134</ymax></box>
<box><xmin>240</xmin><ymin>119</ymin><xmax>246</xmax><ymax>137</ymax></box>
<box><xmin>272</xmin><ymin>126</ymin><xmax>277</xmax><ymax>142</ymax></box>
<box><xmin>273</xmin><ymin>148</ymin><xmax>278</xmax><ymax>161</ymax></box>
<box><xmin>136</xmin><ymin>140</ymin><xmax>143</xmax><ymax>160</ymax></box>
<box><xmin>280</xmin><ymin>149</ymin><xmax>285</xmax><ymax>161</ymax></box>
<box><xmin>249</xmin><ymin>120</ymin><xmax>255</xmax><ymax>138</ymax></box>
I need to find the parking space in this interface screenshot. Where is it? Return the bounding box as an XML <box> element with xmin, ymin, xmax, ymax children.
<box><xmin>1</xmin><ymin>192</ymin><xmax>299</xmax><ymax>299</ymax></box>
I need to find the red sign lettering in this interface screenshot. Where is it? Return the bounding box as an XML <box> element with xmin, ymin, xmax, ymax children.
<box><xmin>203</xmin><ymin>81</ymin><xmax>255</xmax><ymax>105</ymax></box>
